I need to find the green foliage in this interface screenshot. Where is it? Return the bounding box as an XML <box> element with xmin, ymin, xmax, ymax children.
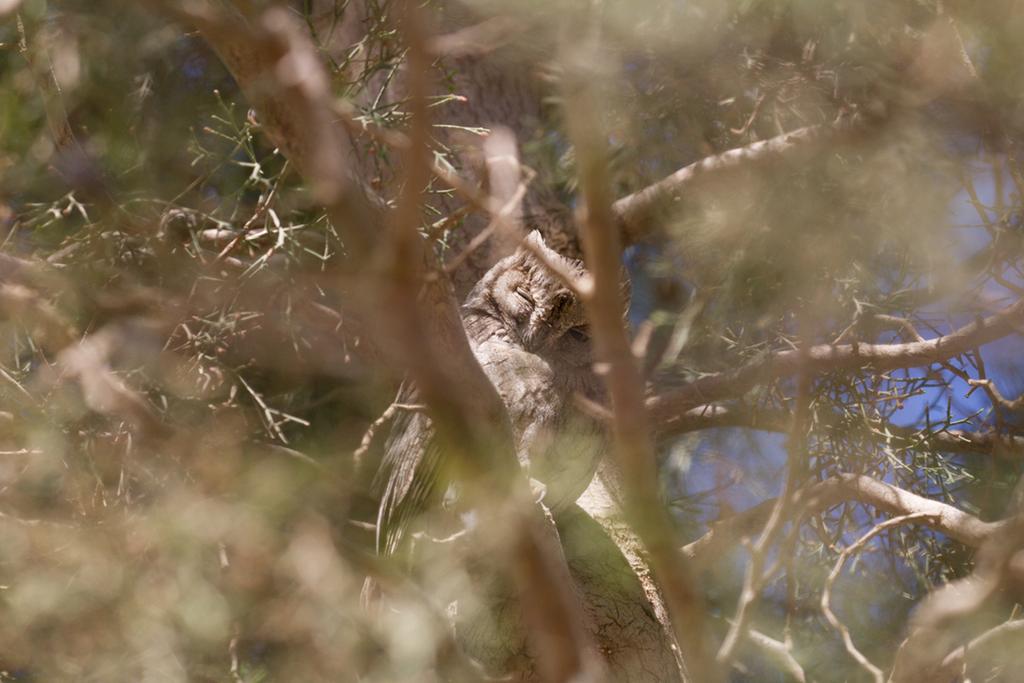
<box><xmin>0</xmin><ymin>0</ymin><xmax>1022</xmax><ymax>681</ymax></box>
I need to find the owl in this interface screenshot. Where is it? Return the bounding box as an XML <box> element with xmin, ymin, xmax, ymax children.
<box><xmin>375</xmin><ymin>231</ymin><xmax>606</xmax><ymax>555</ymax></box>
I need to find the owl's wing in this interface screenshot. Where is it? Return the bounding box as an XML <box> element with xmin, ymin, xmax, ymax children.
<box><xmin>374</xmin><ymin>382</ymin><xmax>445</xmax><ymax>556</ymax></box>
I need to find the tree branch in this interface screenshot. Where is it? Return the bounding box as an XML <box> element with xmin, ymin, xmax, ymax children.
<box><xmin>936</xmin><ymin>618</ymin><xmax>1024</xmax><ymax>679</ymax></box>
<box><xmin>657</xmin><ymin>404</ymin><xmax>1024</xmax><ymax>460</ymax></box>
<box><xmin>822</xmin><ymin>513</ymin><xmax>934</xmax><ymax>683</ymax></box>
<box><xmin>889</xmin><ymin>463</ymin><xmax>1024</xmax><ymax>683</ymax></box>
<box><xmin>683</xmin><ymin>473</ymin><xmax>1002</xmax><ymax>569</ymax></box>
<box><xmin>564</xmin><ymin>49</ymin><xmax>721</xmax><ymax>683</ymax></box>
<box><xmin>160</xmin><ymin>1</ymin><xmax>377</xmax><ymax>260</ymax></box>
<box><xmin>611</xmin><ymin>120</ymin><xmax>864</xmax><ymax>244</ymax></box>
<box><xmin>745</xmin><ymin>630</ymin><xmax>806</xmax><ymax>683</ymax></box>
<box><xmin>648</xmin><ymin>299</ymin><xmax>1024</xmax><ymax>426</ymax></box>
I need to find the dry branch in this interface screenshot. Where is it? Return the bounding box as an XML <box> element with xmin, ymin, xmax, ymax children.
<box><xmin>745</xmin><ymin>630</ymin><xmax>806</xmax><ymax>683</ymax></box>
<box><xmin>648</xmin><ymin>299</ymin><xmax>1024</xmax><ymax>426</ymax></box>
<box><xmin>683</xmin><ymin>473</ymin><xmax>1001</xmax><ymax>568</ymax></box>
<box><xmin>611</xmin><ymin>121</ymin><xmax>864</xmax><ymax>244</ymax></box>
<box><xmin>0</xmin><ymin>276</ymin><xmax>173</xmax><ymax>442</ymax></box>
<box><xmin>51</xmin><ymin>321</ymin><xmax>172</xmax><ymax>442</ymax></box>
<box><xmin>658</xmin><ymin>404</ymin><xmax>1024</xmax><ymax>460</ymax></box>
<box><xmin>890</xmin><ymin>512</ymin><xmax>1024</xmax><ymax>682</ymax></box>
<box><xmin>162</xmin><ymin>1</ymin><xmax>376</xmax><ymax>260</ymax></box>
<box><xmin>0</xmin><ymin>283</ymin><xmax>76</xmax><ymax>351</ymax></box>
<box><xmin>821</xmin><ymin>513</ymin><xmax>934</xmax><ymax>683</ymax></box>
<box><xmin>936</xmin><ymin>618</ymin><xmax>1024</xmax><ymax>679</ymax></box>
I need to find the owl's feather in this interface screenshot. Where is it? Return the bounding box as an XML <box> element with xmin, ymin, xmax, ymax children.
<box><xmin>375</xmin><ymin>231</ymin><xmax>607</xmax><ymax>555</ymax></box>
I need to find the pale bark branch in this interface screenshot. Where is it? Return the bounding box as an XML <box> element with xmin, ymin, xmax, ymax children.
<box><xmin>822</xmin><ymin>513</ymin><xmax>933</xmax><ymax>683</ymax></box>
<box><xmin>648</xmin><ymin>299</ymin><xmax>1024</xmax><ymax>426</ymax></box>
<box><xmin>968</xmin><ymin>377</ymin><xmax>1024</xmax><ymax>411</ymax></box>
<box><xmin>657</xmin><ymin>404</ymin><xmax>1024</xmax><ymax>460</ymax></box>
<box><xmin>0</xmin><ymin>273</ymin><xmax>175</xmax><ymax>443</ymax></box>
<box><xmin>609</xmin><ymin>10</ymin><xmax>983</xmax><ymax>246</ymax></box>
<box><xmin>51</xmin><ymin>320</ymin><xmax>173</xmax><ymax>442</ymax></box>
<box><xmin>936</xmin><ymin>618</ymin><xmax>1024</xmax><ymax>679</ymax></box>
<box><xmin>889</xmin><ymin>513</ymin><xmax>1024</xmax><ymax>682</ymax></box>
<box><xmin>611</xmin><ymin>121</ymin><xmax>864</xmax><ymax>244</ymax></box>
<box><xmin>683</xmin><ymin>473</ymin><xmax>1002</xmax><ymax>568</ymax></box>
<box><xmin>745</xmin><ymin>630</ymin><xmax>806</xmax><ymax>683</ymax></box>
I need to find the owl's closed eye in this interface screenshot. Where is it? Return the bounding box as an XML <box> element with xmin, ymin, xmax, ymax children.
<box><xmin>376</xmin><ymin>230</ymin><xmax>608</xmax><ymax>557</ymax></box>
<box><xmin>566</xmin><ymin>325</ymin><xmax>590</xmax><ymax>343</ymax></box>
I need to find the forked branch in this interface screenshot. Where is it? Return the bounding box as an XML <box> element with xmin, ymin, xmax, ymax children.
<box><xmin>683</xmin><ymin>473</ymin><xmax>1002</xmax><ymax>568</ymax></box>
<box><xmin>648</xmin><ymin>299</ymin><xmax>1024</xmax><ymax>425</ymax></box>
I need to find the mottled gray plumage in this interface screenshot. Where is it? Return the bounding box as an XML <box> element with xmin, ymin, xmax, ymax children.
<box><xmin>376</xmin><ymin>231</ymin><xmax>605</xmax><ymax>555</ymax></box>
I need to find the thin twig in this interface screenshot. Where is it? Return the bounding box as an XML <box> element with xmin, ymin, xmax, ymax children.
<box><xmin>717</xmin><ymin>316</ymin><xmax>812</xmax><ymax>666</ymax></box>
<box><xmin>353</xmin><ymin>399</ymin><xmax>426</xmax><ymax>466</ymax></box>
<box><xmin>822</xmin><ymin>513</ymin><xmax>935</xmax><ymax>683</ymax></box>
<box><xmin>336</xmin><ymin>98</ymin><xmax>589</xmax><ymax>296</ymax></box>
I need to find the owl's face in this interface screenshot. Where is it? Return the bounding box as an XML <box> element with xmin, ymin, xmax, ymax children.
<box><xmin>464</xmin><ymin>232</ymin><xmax>593</xmax><ymax>368</ymax></box>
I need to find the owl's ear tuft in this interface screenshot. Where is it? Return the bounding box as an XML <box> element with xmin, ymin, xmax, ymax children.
<box><xmin>512</xmin><ymin>230</ymin><xmax>549</xmax><ymax>263</ymax></box>
<box><xmin>523</xmin><ymin>230</ymin><xmax>545</xmax><ymax>248</ymax></box>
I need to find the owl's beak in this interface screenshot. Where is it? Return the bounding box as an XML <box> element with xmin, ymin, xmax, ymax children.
<box><xmin>521</xmin><ymin>326</ymin><xmax>542</xmax><ymax>352</ymax></box>
<box><xmin>522</xmin><ymin>320</ymin><xmax>555</xmax><ymax>352</ymax></box>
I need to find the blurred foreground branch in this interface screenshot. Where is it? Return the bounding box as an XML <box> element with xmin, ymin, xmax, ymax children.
<box><xmin>612</xmin><ymin>120</ymin><xmax>865</xmax><ymax>244</ymax></box>
<box><xmin>156</xmin><ymin>2</ymin><xmax>605</xmax><ymax>679</ymax></box>
<box><xmin>563</xmin><ymin>48</ymin><xmax>721</xmax><ymax>683</ymax></box>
